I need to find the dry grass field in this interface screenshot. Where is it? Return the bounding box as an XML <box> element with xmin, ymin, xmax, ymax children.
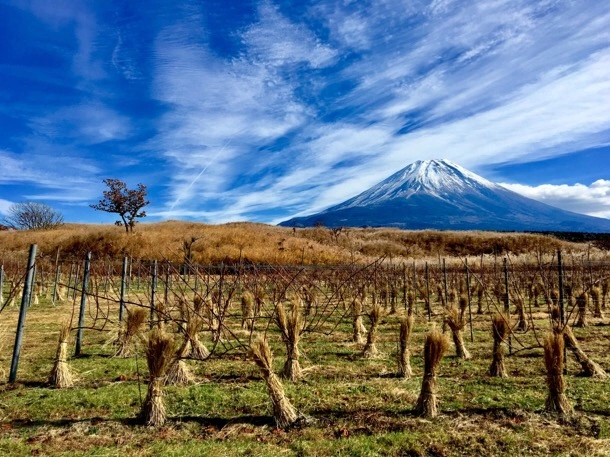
<box><xmin>0</xmin><ymin>223</ymin><xmax>609</xmax><ymax>456</ymax></box>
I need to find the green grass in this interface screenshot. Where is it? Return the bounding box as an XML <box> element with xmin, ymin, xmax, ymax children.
<box><xmin>1</xmin><ymin>289</ymin><xmax>610</xmax><ymax>457</ymax></box>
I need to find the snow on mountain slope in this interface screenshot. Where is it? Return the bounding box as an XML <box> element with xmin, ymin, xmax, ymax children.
<box><xmin>333</xmin><ymin>159</ymin><xmax>499</xmax><ymax>209</ymax></box>
<box><xmin>279</xmin><ymin>159</ymin><xmax>610</xmax><ymax>232</ymax></box>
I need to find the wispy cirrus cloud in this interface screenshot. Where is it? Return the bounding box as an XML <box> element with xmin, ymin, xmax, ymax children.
<box><xmin>2</xmin><ymin>0</ymin><xmax>610</xmax><ymax>224</ymax></box>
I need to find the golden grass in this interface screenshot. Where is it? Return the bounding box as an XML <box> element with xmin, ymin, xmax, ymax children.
<box><xmin>0</xmin><ymin>220</ymin><xmax>595</xmax><ymax>266</ymax></box>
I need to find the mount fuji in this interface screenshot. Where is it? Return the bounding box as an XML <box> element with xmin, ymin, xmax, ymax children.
<box><xmin>279</xmin><ymin>159</ymin><xmax>610</xmax><ymax>232</ymax></box>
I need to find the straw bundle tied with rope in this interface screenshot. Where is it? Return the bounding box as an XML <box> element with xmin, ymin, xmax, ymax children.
<box><xmin>489</xmin><ymin>314</ymin><xmax>509</xmax><ymax>378</ymax></box>
<box><xmin>415</xmin><ymin>328</ymin><xmax>449</xmax><ymax>418</ymax></box>
<box><xmin>591</xmin><ymin>287</ymin><xmax>602</xmax><ymax>318</ymax></box>
<box><xmin>276</xmin><ymin>299</ymin><xmax>304</xmax><ymax>381</ymax></box>
<box><xmin>241</xmin><ymin>291</ymin><xmax>255</xmax><ymax>330</ymax></box>
<box><xmin>250</xmin><ymin>337</ymin><xmax>299</xmax><ymax>429</ymax></box>
<box><xmin>115</xmin><ymin>308</ymin><xmax>147</xmax><ymax>358</ymax></box>
<box><xmin>543</xmin><ymin>332</ymin><xmax>573</xmax><ymax>418</ymax></box>
<box><xmin>562</xmin><ymin>326</ymin><xmax>607</xmax><ymax>379</ymax></box>
<box><xmin>164</xmin><ymin>337</ymin><xmax>194</xmax><ymax>386</ymax></box>
<box><xmin>185</xmin><ymin>314</ymin><xmax>210</xmax><ymax>360</ymax></box>
<box><xmin>514</xmin><ymin>296</ymin><xmax>528</xmax><ymax>332</ymax></box>
<box><xmin>362</xmin><ymin>303</ymin><xmax>382</xmax><ymax>359</ymax></box>
<box><xmin>397</xmin><ymin>315</ymin><xmax>414</xmax><ymax>378</ymax></box>
<box><xmin>140</xmin><ymin>328</ymin><xmax>176</xmax><ymax>427</ymax></box>
<box><xmin>574</xmin><ymin>292</ymin><xmax>588</xmax><ymax>328</ymax></box>
<box><xmin>351</xmin><ymin>298</ymin><xmax>367</xmax><ymax>344</ymax></box>
<box><xmin>48</xmin><ymin>322</ymin><xmax>73</xmax><ymax>388</ymax></box>
<box><xmin>445</xmin><ymin>296</ymin><xmax>471</xmax><ymax>360</ymax></box>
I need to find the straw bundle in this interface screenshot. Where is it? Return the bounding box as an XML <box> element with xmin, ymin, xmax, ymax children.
<box><xmin>445</xmin><ymin>297</ymin><xmax>471</xmax><ymax>360</ymax></box>
<box><xmin>303</xmin><ymin>287</ymin><xmax>317</xmax><ymax>317</ymax></box>
<box><xmin>515</xmin><ymin>297</ymin><xmax>528</xmax><ymax>332</ymax></box>
<box><xmin>476</xmin><ymin>285</ymin><xmax>484</xmax><ymax>314</ymax></box>
<box><xmin>351</xmin><ymin>299</ymin><xmax>367</xmax><ymax>344</ymax></box>
<box><xmin>48</xmin><ymin>323</ymin><xmax>73</xmax><ymax>388</ymax></box>
<box><xmin>407</xmin><ymin>291</ymin><xmax>416</xmax><ymax>316</ymax></box>
<box><xmin>276</xmin><ymin>299</ymin><xmax>303</xmax><ymax>381</ymax></box>
<box><xmin>415</xmin><ymin>328</ymin><xmax>449</xmax><ymax>418</ymax></box>
<box><xmin>591</xmin><ymin>287</ymin><xmax>602</xmax><ymax>318</ymax></box>
<box><xmin>115</xmin><ymin>308</ymin><xmax>147</xmax><ymax>358</ymax></box>
<box><xmin>563</xmin><ymin>326</ymin><xmax>607</xmax><ymax>379</ymax></box>
<box><xmin>550</xmin><ymin>289</ymin><xmax>560</xmax><ymax>307</ymax></box>
<box><xmin>140</xmin><ymin>328</ymin><xmax>175</xmax><ymax>426</ymax></box>
<box><xmin>250</xmin><ymin>337</ymin><xmax>299</xmax><ymax>429</ymax></box>
<box><xmin>164</xmin><ymin>339</ymin><xmax>194</xmax><ymax>386</ymax></box>
<box><xmin>436</xmin><ymin>284</ymin><xmax>446</xmax><ymax>308</ymax></box>
<box><xmin>185</xmin><ymin>314</ymin><xmax>210</xmax><ymax>360</ymax></box>
<box><xmin>362</xmin><ymin>303</ymin><xmax>382</xmax><ymax>359</ymax></box>
<box><xmin>543</xmin><ymin>332</ymin><xmax>573</xmax><ymax>418</ymax></box>
<box><xmin>241</xmin><ymin>291</ymin><xmax>255</xmax><ymax>330</ymax></box>
<box><xmin>574</xmin><ymin>292</ymin><xmax>588</xmax><ymax>328</ymax></box>
<box><xmin>397</xmin><ymin>315</ymin><xmax>414</xmax><ymax>378</ymax></box>
<box><xmin>489</xmin><ymin>314</ymin><xmax>509</xmax><ymax>378</ymax></box>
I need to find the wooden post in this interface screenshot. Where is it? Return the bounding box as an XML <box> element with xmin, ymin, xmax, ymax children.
<box><xmin>74</xmin><ymin>252</ymin><xmax>92</xmax><ymax>357</ymax></box>
<box><xmin>9</xmin><ymin>244</ymin><xmax>37</xmax><ymax>383</ymax></box>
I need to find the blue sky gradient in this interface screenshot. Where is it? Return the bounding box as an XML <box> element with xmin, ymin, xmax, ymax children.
<box><xmin>1</xmin><ymin>0</ymin><xmax>609</xmax><ymax>224</ymax></box>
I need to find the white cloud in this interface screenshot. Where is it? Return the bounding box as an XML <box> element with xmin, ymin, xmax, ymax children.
<box><xmin>0</xmin><ymin>199</ymin><xmax>14</xmax><ymax>215</ymax></box>
<box><xmin>500</xmin><ymin>180</ymin><xmax>610</xmax><ymax>219</ymax></box>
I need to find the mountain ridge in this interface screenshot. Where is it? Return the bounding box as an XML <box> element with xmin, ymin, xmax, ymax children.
<box><xmin>279</xmin><ymin>159</ymin><xmax>610</xmax><ymax>233</ymax></box>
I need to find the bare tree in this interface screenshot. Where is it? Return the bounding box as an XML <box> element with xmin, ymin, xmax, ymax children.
<box><xmin>91</xmin><ymin>179</ymin><xmax>149</xmax><ymax>233</ymax></box>
<box><xmin>3</xmin><ymin>202</ymin><xmax>64</xmax><ymax>230</ymax></box>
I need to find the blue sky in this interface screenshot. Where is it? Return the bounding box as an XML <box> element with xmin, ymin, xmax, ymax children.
<box><xmin>1</xmin><ymin>0</ymin><xmax>610</xmax><ymax>225</ymax></box>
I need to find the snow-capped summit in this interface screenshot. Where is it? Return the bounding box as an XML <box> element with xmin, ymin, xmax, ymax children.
<box><xmin>279</xmin><ymin>159</ymin><xmax>610</xmax><ymax>232</ymax></box>
<box><xmin>340</xmin><ymin>159</ymin><xmax>498</xmax><ymax>208</ymax></box>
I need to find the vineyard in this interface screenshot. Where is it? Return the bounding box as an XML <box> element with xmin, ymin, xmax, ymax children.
<box><xmin>1</xmin><ymin>238</ymin><xmax>610</xmax><ymax>456</ymax></box>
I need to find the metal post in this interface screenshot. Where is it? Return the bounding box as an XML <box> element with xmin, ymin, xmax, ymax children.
<box><xmin>504</xmin><ymin>258</ymin><xmax>511</xmax><ymax>354</ymax></box>
<box><xmin>73</xmin><ymin>264</ymin><xmax>80</xmax><ymax>300</ymax></box>
<box><xmin>558</xmin><ymin>250</ymin><xmax>567</xmax><ymax>374</ymax></box>
<box><xmin>28</xmin><ymin>265</ymin><xmax>36</xmax><ymax>307</ymax></box>
<box><xmin>9</xmin><ymin>244</ymin><xmax>37</xmax><ymax>383</ymax></box>
<box><xmin>164</xmin><ymin>263</ymin><xmax>170</xmax><ymax>306</ymax></box>
<box><xmin>150</xmin><ymin>260</ymin><xmax>157</xmax><ymax>328</ymax></box>
<box><xmin>74</xmin><ymin>252</ymin><xmax>92</xmax><ymax>357</ymax></box>
<box><xmin>465</xmin><ymin>259</ymin><xmax>474</xmax><ymax>342</ymax></box>
<box><xmin>0</xmin><ymin>264</ymin><xmax>4</xmax><ymax>308</ymax></box>
<box><xmin>443</xmin><ymin>258</ymin><xmax>449</xmax><ymax>307</ymax></box>
<box><xmin>119</xmin><ymin>256</ymin><xmax>128</xmax><ymax>323</ymax></box>
<box><xmin>425</xmin><ymin>262</ymin><xmax>431</xmax><ymax>321</ymax></box>
<box><xmin>52</xmin><ymin>263</ymin><xmax>61</xmax><ymax>305</ymax></box>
